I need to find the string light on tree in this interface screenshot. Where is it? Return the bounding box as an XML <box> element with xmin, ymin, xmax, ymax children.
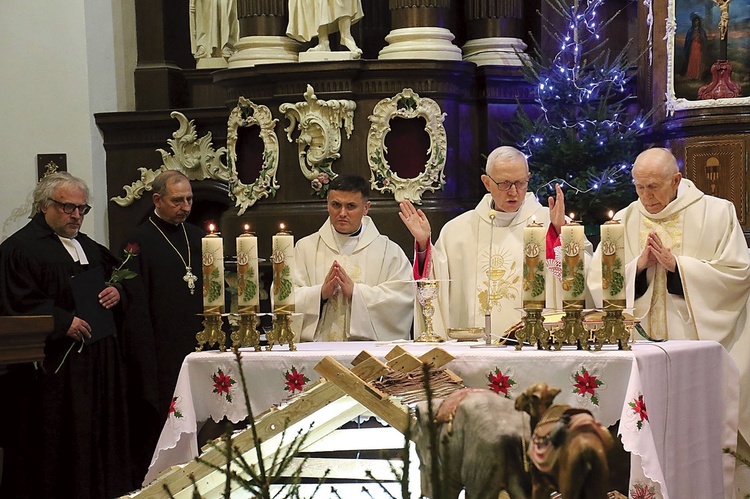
<box><xmin>514</xmin><ymin>0</ymin><xmax>651</xmax><ymax>225</ymax></box>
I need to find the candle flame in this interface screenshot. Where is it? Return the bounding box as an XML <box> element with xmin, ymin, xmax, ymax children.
<box><xmin>279</xmin><ymin>222</ymin><xmax>286</xmax><ymax>231</ymax></box>
<box><xmin>608</xmin><ymin>210</ymin><xmax>614</xmax><ymax>220</ymax></box>
<box><xmin>532</xmin><ymin>215</ymin><xmax>536</xmax><ymax>223</ymax></box>
<box><xmin>569</xmin><ymin>213</ymin><xmax>575</xmax><ymax>220</ymax></box>
<box><xmin>208</xmin><ymin>223</ymin><xmax>216</xmax><ymax>233</ymax></box>
<box><xmin>244</xmin><ymin>224</ymin><xmax>250</xmax><ymax>233</ymax></box>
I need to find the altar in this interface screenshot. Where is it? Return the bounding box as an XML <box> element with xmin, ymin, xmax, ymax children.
<box><xmin>143</xmin><ymin>340</ymin><xmax>738</xmax><ymax>498</ymax></box>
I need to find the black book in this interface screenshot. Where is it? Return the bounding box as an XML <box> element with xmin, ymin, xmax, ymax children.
<box><xmin>70</xmin><ymin>266</ymin><xmax>117</xmax><ymax>344</ymax></box>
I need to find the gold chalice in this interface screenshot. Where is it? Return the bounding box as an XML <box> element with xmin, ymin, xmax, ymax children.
<box><xmin>415</xmin><ymin>280</ymin><xmax>443</xmax><ymax>342</ymax></box>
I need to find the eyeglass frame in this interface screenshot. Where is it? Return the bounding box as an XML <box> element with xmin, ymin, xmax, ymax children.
<box><xmin>484</xmin><ymin>173</ymin><xmax>529</xmax><ymax>192</ymax></box>
<box><xmin>47</xmin><ymin>198</ymin><xmax>92</xmax><ymax>215</ymax></box>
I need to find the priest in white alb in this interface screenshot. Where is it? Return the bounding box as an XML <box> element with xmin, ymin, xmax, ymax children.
<box><xmin>399</xmin><ymin>146</ymin><xmax>585</xmax><ymax>340</ymax></box>
<box><xmin>294</xmin><ymin>174</ymin><xmax>414</xmax><ymax>341</ymax></box>
<box><xmin>587</xmin><ymin>147</ymin><xmax>750</xmax><ymax>459</ymax></box>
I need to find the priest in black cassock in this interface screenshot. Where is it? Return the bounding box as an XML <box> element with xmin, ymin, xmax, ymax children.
<box><xmin>0</xmin><ymin>172</ymin><xmax>135</xmax><ymax>499</ymax></box>
<box><xmin>120</xmin><ymin>170</ymin><xmax>205</xmax><ymax>482</ymax></box>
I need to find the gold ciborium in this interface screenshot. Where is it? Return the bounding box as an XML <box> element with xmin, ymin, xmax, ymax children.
<box><xmin>415</xmin><ymin>280</ymin><xmax>443</xmax><ymax>342</ymax></box>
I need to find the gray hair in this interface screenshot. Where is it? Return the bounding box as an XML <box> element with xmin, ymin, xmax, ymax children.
<box><xmin>633</xmin><ymin>147</ymin><xmax>680</xmax><ymax>177</ymax></box>
<box><xmin>32</xmin><ymin>172</ymin><xmax>90</xmax><ymax>214</ymax></box>
<box><xmin>485</xmin><ymin>146</ymin><xmax>528</xmax><ymax>175</ymax></box>
<box><xmin>152</xmin><ymin>170</ymin><xmax>190</xmax><ymax>197</ymax></box>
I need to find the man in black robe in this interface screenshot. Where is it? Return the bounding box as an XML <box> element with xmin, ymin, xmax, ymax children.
<box><xmin>120</xmin><ymin>170</ymin><xmax>205</xmax><ymax>482</ymax></box>
<box><xmin>0</xmin><ymin>172</ymin><xmax>135</xmax><ymax>499</ymax></box>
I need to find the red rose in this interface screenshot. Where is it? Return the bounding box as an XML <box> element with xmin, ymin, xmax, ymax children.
<box><xmin>124</xmin><ymin>243</ymin><xmax>140</xmax><ymax>257</ymax></box>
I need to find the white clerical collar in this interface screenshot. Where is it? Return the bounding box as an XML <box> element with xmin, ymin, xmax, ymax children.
<box><xmin>58</xmin><ymin>235</ymin><xmax>89</xmax><ymax>264</ymax></box>
<box><xmin>332</xmin><ymin>219</ymin><xmax>368</xmax><ymax>255</ymax></box>
<box><xmin>490</xmin><ymin>200</ymin><xmax>523</xmax><ymax>227</ymax></box>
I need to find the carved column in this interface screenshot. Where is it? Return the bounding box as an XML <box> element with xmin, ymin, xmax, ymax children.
<box><xmin>462</xmin><ymin>0</ymin><xmax>527</xmax><ymax>66</ymax></box>
<box><xmin>228</xmin><ymin>0</ymin><xmax>301</xmax><ymax>68</ymax></box>
<box><xmin>379</xmin><ymin>0</ymin><xmax>462</xmax><ymax>60</ymax></box>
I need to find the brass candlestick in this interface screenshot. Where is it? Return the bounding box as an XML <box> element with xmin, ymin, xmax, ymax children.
<box><xmin>415</xmin><ymin>280</ymin><xmax>443</xmax><ymax>342</ymax></box>
<box><xmin>595</xmin><ymin>300</ymin><xmax>630</xmax><ymax>351</ymax></box>
<box><xmin>517</xmin><ymin>304</ymin><xmax>548</xmax><ymax>350</ymax></box>
<box><xmin>230</xmin><ymin>306</ymin><xmax>261</xmax><ymax>351</ymax></box>
<box><xmin>195</xmin><ymin>310</ymin><xmax>227</xmax><ymax>352</ymax></box>
<box><xmin>558</xmin><ymin>300</ymin><xmax>587</xmax><ymax>350</ymax></box>
<box><xmin>267</xmin><ymin>307</ymin><xmax>296</xmax><ymax>351</ymax></box>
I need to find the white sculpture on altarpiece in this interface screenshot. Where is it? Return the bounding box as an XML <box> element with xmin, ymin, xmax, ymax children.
<box><xmin>286</xmin><ymin>0</ymin><xmax>364</xmax><ymax>61</ymax></box>
<box><xmin>190</xmin><ymin>0</ymin><xmax>240</xmax><ymax>68</ymax></box>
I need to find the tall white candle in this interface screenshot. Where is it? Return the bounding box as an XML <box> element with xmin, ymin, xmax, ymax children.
<box><xmin>237</xmin><ymin>228</ymin><xmax>259</xmax><ymax>312</ymax></box>
<box><xmin>561</xmin><ymin>221</ymin><xmax>585</xmax><ymax>306</ymax></box>
<box><xmin>202</xmin><ymin>230</ymin><xmax>225</xmax><ymax>312</ymax></box>
<box><xmin>272</xmin><ymin>225</ymin><xmax>295</xmax><ymax>312</ymax></box>
<box><xmin>600</xmin><ymin>218</ymin><xmax>626</xmax><ymax>305</ymax></box>
<box><xmin>523</xmin><ymin>220</ymin><xmax>546</xmax><ymax>307</ymax></box>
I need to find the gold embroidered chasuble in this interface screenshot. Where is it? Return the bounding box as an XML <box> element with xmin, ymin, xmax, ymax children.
<box><xmin>417</xmin><ymin>193</ymin><xmax>581</xmax><ymax>339</ymax></box>
<box><xmin>639</xmin><ymin>212</ymin><xmax>683</xmax><ymax>339</ymax></box>
<box><xmin>294</xmin><ymin>216</ymin><xmax>414</xmax><ymax>342</ymax></box>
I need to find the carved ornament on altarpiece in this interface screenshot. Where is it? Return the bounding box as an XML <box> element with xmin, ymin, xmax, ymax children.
<box><xmin>279</xmin><ymin>84</ymin><xmax>357</xmax><ymax>198</ymax></box>
<box><xmin>111</xmin><ymin>111</ymin><xmax>232</xmax><ymax>207</ymax></box>
<box><xmin>367</xmin><ymin>88</ymin><xmax>447</xmax><ymax>204</ymax></box>
<box><xmin>226</xmin><ymin>97</ymin><xmax>280</xmax><ymax>215</ymax></box>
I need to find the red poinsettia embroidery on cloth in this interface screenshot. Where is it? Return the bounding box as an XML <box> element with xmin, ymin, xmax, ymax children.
<box><xmin>628</xmin><ymin>394</ymin><xmax>649</xmax><ymax>430</ymax></box>
<box><xmin>486</xmin><ymin>367</ymin><xmax>516</xmax><ymax>397</ymax></box>
<box><xmin>168</xmin><ymin>396</ymin><xmax>183</xmax><ymax>419</ymax></box>
<box><xmin>212</xmin><ymin>368</ymin><xmax>236</xmax><ymax>402</ymax></box>
<box><xmin>630</xmin><ymin>482</ymin><xmax>656</xmax><ymax>499</ymax></box>
<box><xmin>284</xmin><ymin>366</ymin><xmax>310</xmax><ymax>393</ymax></box>
<box><xmin>571</xmin><ymin>366</ymin><xmax>604</xmax><ymax>405</ymax></box>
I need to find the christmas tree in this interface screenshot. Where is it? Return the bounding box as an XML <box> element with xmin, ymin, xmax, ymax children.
<box><xmin>515</xmin><ymin>0</ymin><xmax>650</xmax><ymax>226</ymax></box>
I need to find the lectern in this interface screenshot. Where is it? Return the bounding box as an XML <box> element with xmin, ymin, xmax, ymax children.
<box><xmin>0</xmin><ymin>315</ymin><xmax>53</xmax><ymax>369</ymax></box>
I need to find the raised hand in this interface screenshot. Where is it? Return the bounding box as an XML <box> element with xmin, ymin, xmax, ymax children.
<box><xmin>399</xmin><ymin>200</ymin><xmax>431</xmax><ymax>251</ymax></box>
<box><xmin>548</xmin><ymin>183</ymin><xmax>566</xmax><ymax>233</ymax></box>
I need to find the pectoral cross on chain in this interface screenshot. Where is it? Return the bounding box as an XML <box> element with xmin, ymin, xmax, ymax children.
<box><xmin>184</xmin><ymin>267</ymin><xmax>197</xmax><ymax>295</ymax></box>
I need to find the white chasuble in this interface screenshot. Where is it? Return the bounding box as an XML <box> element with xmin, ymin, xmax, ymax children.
<box><xmin>294</xmin><ymin>216</ymin><xmax>414</xmax><ymax>342</ymax></box>
<box><xmin>417</xmin><ymin>193</ymin><xmax>576</xmax><ymax>340</ymax></box>
<box><xmin>588</xmin><ymin>179</ymin><xmax>750</xmax><ymax>442</ymax></box>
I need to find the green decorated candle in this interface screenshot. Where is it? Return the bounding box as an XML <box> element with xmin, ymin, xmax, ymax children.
<box><xmin>202</xmin><ymin>226</ymin><xmax>225</xmax><ymax>312</ymax></box>
<box><xmin>272</xmin><ymin>224</ymin><xmax>295</xmax><ymax>312</ymax></box>
<box><xmin>523</xmin><ymin>220</ymin><xmax>546</xmax><ymax>308</ymax></box>
<box><xmin>561</xmin><ymin>220</ymin><xmax>585</xmax><ymax>306</ymax></box>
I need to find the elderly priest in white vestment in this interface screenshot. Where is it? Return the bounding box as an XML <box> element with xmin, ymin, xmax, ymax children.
<box><xmin>399</xmin><ymin>146</ymin><xmax>584</xmax><ymax>340</ymax></box>
<box><xmin>587</xmin><ymin>147</ymin><xmax>750</xmax><ymax>453</ymax></box>
<box><xmin>294</xmin><ymin>175</ymin><xmax>414</xmax><ymax>341</ymax></box>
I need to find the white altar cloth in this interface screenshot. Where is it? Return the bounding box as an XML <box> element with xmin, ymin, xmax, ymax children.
<box><xmin>143</xmin><ymin>340</ymin><xmax>738</xmax><ymax>499</ymax></box>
